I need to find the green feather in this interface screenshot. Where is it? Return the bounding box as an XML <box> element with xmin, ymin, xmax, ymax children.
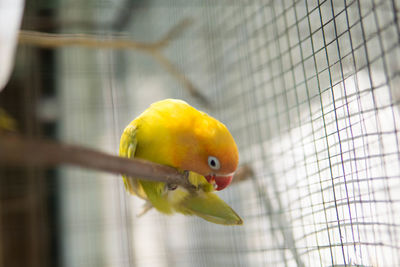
<box><xmin>180</xmin><ymin>192</ymin><xmax>243</xmax><ymax>225</ymax></box>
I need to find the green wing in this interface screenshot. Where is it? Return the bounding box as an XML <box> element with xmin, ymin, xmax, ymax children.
<box><xmin>120</xmin><ymin>123</ymin><xmax>169</xmax><ymax>213</ymax></box>
<box><xmin>119</xmin><ymin>124</ymin><xmax>147</xmax><ymax>199</ymax></box>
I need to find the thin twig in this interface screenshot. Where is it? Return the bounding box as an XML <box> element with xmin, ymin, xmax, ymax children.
<box><xmin>17</xmin><ymin>19</ymin><xmax>192</xmax><ymax>51</ymax></box>
<box><xmin>18</xmin><ymin>18</ymin><xmax>192</xmax><ymax>51</ymax></box>
<box><xmin>18</xmin><ymin>30</ymin><xmax>157</xmax><ymax>52</ymax></box>
<box><xmin>231</xmin><ymin>164</ymin><xmax>253</xmax><ymax>184</ymax></box>
<box><xmin>18</xmin><ymin>19</ymin><xmax>210</xmax><ymax>107</ymax></box>
<box><xmin>152</xmin><ymin>18</ymin><xmax>193</xmax><ymax>49</ymax></box>
<box><xmin>0</xmin><ymin>134</ymin><xmax>251</xmax><ymax>190</ymax></box>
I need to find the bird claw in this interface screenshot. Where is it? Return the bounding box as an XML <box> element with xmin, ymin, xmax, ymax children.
<box><xmin>167</xmin><ymin>183</ymin><xmax>178</xmax><ymax>190</ymax></box>
<box><xmin>136</xmin><ymin>201</ymin><xmax>153</xmax><ymax>217</ymax></box>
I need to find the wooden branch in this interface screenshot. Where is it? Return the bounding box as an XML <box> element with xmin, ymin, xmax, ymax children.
<box><xmin>231</xmin><ymin>164</ymin><xmax>253</xmax><ymax>185</ymax></box>
<box><xmin>18</xmin><ymin>30</ymin><xmax>158</xmax><ymax>52</ymax></box>
<box><xmin>18</xmin><ymin>19</ymin><xmax>210</xmax><ymax>107</ymax></box>
<box><xmin>0</xmin><ymin>134</ymin><xmax>252</xmax><ymax>189</ymax></box>
<box><xmin>0</xmin><ymin>133</ymin><xmax>193</xmax><ymax>189</ymax></box>
<box><xmin>18</xmin><ymin>19</ymin><xmax>192</xmax><ymax>51</ymax></box>
<box><xmin>151</xmin><ymin>18</ymin><xmax>193</xmax><ymax>49</ymax></box>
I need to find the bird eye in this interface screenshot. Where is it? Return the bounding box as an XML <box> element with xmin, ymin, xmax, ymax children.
<box><xmin>208</xmin><ymin>156</ymin><xmax>220</xmax><ymax>170</ymax></box>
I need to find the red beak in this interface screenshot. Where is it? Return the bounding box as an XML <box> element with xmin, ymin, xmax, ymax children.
<box><xmin>205</xmin><ymin>174</ymin><xmax>233</xmax><ymax>191</ymax></box>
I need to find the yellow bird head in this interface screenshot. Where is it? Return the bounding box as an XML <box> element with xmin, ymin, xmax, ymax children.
<box><xmin>162</xmin><ymin>100</ymin><xmax>239</xmax><ymax>191</ymax></box>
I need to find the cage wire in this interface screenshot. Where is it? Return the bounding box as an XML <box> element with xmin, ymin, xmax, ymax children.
<box><xmin>1</xmin><ymin>0</ymin><xmax>400</xmax><ymax>266</ymax></box>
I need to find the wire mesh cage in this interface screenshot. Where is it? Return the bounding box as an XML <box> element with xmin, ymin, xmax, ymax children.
<box><xmin>1</xmin><ymin>0</ymin><xmax>400</xmax><ymax>267</ymax></box>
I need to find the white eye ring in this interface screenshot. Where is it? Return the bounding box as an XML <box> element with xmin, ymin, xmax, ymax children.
<box><xmin>208</xmin><ymin>156</ymin><xmax>220</xmax><ymax>170</ymax></box>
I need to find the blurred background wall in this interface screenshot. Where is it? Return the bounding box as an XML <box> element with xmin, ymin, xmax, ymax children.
<box><xmin>1</xmin><ymin>0</ymin><xmax>400</xmax><ymax>266</ymax></box>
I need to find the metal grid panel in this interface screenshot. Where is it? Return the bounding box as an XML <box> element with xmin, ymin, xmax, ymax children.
<box><xmin>200</xmin><ymin>1</ymin><xmax>400</xmax><ymax>266</ymax></box>
<box><xmin>51</xmin><ymin>0</ymin><xmax>400</xmax><ymax>267</ymax></box>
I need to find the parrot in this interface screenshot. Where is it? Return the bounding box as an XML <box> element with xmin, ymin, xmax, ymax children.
<box><xmin>119</xmin><ymin>99</ymin><xmax>242</xmax><ymax>225</ymax></box>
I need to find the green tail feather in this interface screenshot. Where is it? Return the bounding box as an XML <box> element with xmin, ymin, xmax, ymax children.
<box><xmin>180</xmin><ymin>192</ymin><xmax>243</xmax><ymax>225</ymax></box>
